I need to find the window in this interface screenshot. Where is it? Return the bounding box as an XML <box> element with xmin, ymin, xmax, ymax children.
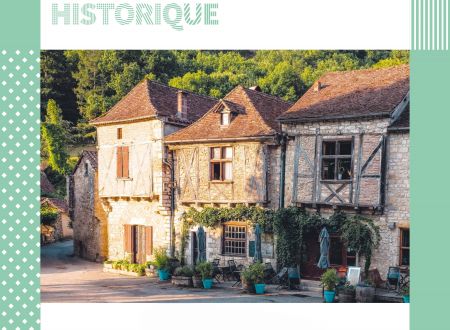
<box><xmin>117</xmin><ymin>128</ymin><xmax>122</xmax><ymax>139</ymax></box>
<box><xmin>221</xmin><ymin>112</ymin><xmax>230</xmax><ymax>126</ymax></box>
<box><xmin>400</xmin><ymin>229</ymin><xmax>410</xmax><ymax>266</ymax></box>
<box><xmin>84</xmin><ymin>163</ymin><xmax>89</xmax><ymax>177</ymax></box>
<box><xmin>210</xmin><ymin>147</ymin><xmax>232</xmax><ymax>181</ymax></box>
<box><xmin>117</xmin><ymin>146</ymin><xmax>129</xmax><ymax>178</ymax></box>
<box><xmin>321</xmin><ymin>140</ymin><xmax>353</xmax><ymax>181</ymax></box>
<box><xmin>223</xmin><ymin>223</ymin><xmax>246</xmax><ymax>256</ymax></box>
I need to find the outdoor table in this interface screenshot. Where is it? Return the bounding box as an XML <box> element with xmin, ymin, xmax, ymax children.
<box><xmin>232</xmin><ymin>270</ymin><xmax>243</xmax><ymax>287</ymax></box>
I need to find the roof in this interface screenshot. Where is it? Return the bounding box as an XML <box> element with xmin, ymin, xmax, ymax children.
<box><xmin>278</xmin><ymin>65</ymin><xmax>410</xmax><ymax>122</ymax></box>
<box><xmin>72</xmin><ymin>150</ymin><xmax>98</xmax><ymax>174</ymax></box>
<box><xmin>388</xmin><ymin>104</ymin><xmax>410</xmax><ymax>132</ymax></box>
<box><xmin>41</xmin><ymin>197</ymin><xmax>68</xmax><ymax>213</ymax></box>
<box><xmin>40</xmin><ymin>171</ymin><xmax>55</xmax><ymax>195</ymax></box>
<box><xmin>165</xmin><ymin>86</ymin><xmax>292</xmax><ymax>143</ymax></box>
<box><xmin>90</xmin><ymin>79</ymin><xmax>216</xmax><ymax>126</ymax></box>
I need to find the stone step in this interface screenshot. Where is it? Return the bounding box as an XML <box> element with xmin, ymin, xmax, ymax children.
<box><xmin>300</xmin><ymin>279</ymin><xmax>323</xmax><ymax>293</ymax></box>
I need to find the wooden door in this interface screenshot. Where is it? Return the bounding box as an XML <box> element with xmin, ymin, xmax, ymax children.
<box><xmin>135</xmin><ymin>226</ymin><xmax>146</xmax><ymax>265</ymax></box>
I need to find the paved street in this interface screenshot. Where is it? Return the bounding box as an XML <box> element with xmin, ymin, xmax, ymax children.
<box><xmin>41</xmin><ymin>240</ymin><xmax>322</xmax><ymax>303</ymax></box>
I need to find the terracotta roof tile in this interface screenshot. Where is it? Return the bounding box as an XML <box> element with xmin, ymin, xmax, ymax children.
<box><xmin>165</xmin><ymin>86</ymin><xmax>292</xmax><ymax>143</ymax></box>
<box><xmin>90</xmin><ymin>80</ymin><xmax>216</xmax><ymax>125</ymax></box>
<box><xmin>278</xmin><ymin>65</ymin><xmax>410</xmax><ymax>122</ymax></box>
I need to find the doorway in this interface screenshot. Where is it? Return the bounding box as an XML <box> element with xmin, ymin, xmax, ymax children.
<box><xmin>191</xmin><ymin>231</ymin><xmax>198</xmax><ymax>265</ymax></box>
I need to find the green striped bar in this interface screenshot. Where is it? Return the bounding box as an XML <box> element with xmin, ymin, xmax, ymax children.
<box><xmin>412</xmin><ymin>0</ymin><xmax>449</xmax><ymax>50</ymax></box>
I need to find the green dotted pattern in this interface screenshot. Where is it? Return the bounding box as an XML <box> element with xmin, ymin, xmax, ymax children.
<box><xmin>0</xmin><ymin>50</ymin><xmax>40</xmax><ymax>330</ymax></box>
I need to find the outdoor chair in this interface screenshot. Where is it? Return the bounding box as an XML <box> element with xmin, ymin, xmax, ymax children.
<box><xmin>287</xmin><ymin>266</ymin><xmax>301</xmax><ymax>290</ymax></box>
<box><xmin>386</xmin><ymin>266</ymin><xmax>401</xmax><ymax>292</ymax></box>
<box><xmin>212</xmin><ymin>259</ymin><xmax>222</xmax><ymax>283</ymax></box>
<box><xmin>231</xmin><ymin>264</ymin><xmax>245</xmax><ymax>287</ymax></box>
<box><xmin>263</xmin><ymin>262</ymin><xmax>276</xmax><ymax>283</ymax></box>
<box><xmin>272</xmin><ymin>267</ymin><xmax>289</xmax><ymax>289</ymax></box>
<box><xmin>224</xmin><ymin>260</ymin><xmax>238</xmax><ymax>281</ymax></box>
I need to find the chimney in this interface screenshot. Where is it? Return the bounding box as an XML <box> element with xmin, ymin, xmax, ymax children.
<box><xmin>249</xmin><ymin>86</ymin><xmax>261</xmax><ymax>92</ymax></box>
<box><xmin>177</xmin><ymin>90</ymin><xmax>187</xmax><ymax>119</ymax></box>
<box><xmin>313</xmin><ymin>81</ymin><xmax>322</xmax><ymax>92</ymax></box>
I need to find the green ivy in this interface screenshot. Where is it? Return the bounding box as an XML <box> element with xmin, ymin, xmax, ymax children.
<box><xmin>40</xmin><ymin>205</ymin><xmax>59</xmax><ymax>226</ymax></box>
<box><xmin>179</xmin><ymin>206</ymin><xmax>380</xmax><ymax>274</ymax></box>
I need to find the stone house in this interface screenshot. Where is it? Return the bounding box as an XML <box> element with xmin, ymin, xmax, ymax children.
<box><xmin>40</xmin><ymin>197</ymin><xmax>72</xmax><ymax>244</ymax></box>
<box><xmin>90</xmin><ymin>79</ymin><xmax>216</xmax><ymax>263</ymax></box>
<box><xmin>69</xmin><ymin>150</ymin><xmax>109</xmax><ymax>262</ymax></box>
<box><xmin>277</xmin><ymin>65</ymin><xmax>410</xmax><ymax>278</ymax></box>
<box><xmin>165</xmin><ymin>86</ymin><xmax>292</xmax><ymax>266</ymax></box>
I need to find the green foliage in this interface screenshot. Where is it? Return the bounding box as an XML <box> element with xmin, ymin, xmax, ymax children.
<box><xmin>340</xmin><ymin>215</ymin><xmax>381</xmax><ymax>275</ymax></box>
<box><xmin>153</xmin><ymin>247</ymin><xmax>170</xmax><ymax>271</ymax></box>
<box><xmin>195</xmin><ymin>261</ymin><xmax>213</xmax><ymax>280</ymax></box>
<box><xmin>320</xmin><ymin>268</ymin><xmax>339</xmax><ymax>291</ymax></box>
<box><xmin>40</xmin><ymin>205</ymin><xmax>59</xmax><ymax>226</ymax></box>
<box><xmin>110</xmin><ymin>260</ymin><xmax>145</xmax><ymax>275</ymax></box>
<box><xmin>42</xmin><ymin>100</ymin><xmax>69</xmax><ymax>174</ymax></box>
<box><xmin>174</xmin><ymin>266</ymin><xmax>194</xmax><ymax>277</ymax></box>
<box><xmin>241</xmin><ymin>262</ymin><xmax>265</xmax><ymax>284</ymax></box>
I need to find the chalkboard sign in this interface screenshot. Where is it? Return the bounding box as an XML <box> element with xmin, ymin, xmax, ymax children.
<box><xmin>249</xmin><ymin>240</ymin><xmax>255</xmax><ymax>257</ymax></box>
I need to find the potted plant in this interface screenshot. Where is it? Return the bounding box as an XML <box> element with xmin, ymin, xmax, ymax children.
<box><xmin>153</xmin><ymin>247</ymin><xmax>170</xmax><ymax>281</ymax></box>
<box><xmin>338</xmin><ymin>282</ymin><xmax>356</xmax><ymax>303</ymax></box>
<box><xmin>401</xmin><ymin>284</ymin><xmax>410</xmax><ymax>303</ymax></box>
<box><xmin>196</xmin><ymin>261</ymin><xmax>213</xmax><ymax>289</ymax></box>
<box><xmin>172</xmin><ymin>266</ymin><xmax>194</xmax><ymax>287</ymax></box>
<box><xmin>320</xmin><ymin>268</ymin><xmax>339</xmax><ymax>303</ymax></box>
<box><xmin>192</xmin><ymin>266</ymin><xmax>203</xmax><ymax>288</ymax></box>
<box><xmin>241</xmin><ymin>263</ymin><xmax>265</xmax><ymax>294</ymax></box>
<box><xmin>355</xmin><ymin>279</ymin><xmax>376</xmax><ymax>303</ymax></box>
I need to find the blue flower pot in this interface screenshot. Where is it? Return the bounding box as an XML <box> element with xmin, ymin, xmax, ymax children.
<box><xmin>324</xmin><ymin>290</ymin><xmax>336</xmax><ymax>303</ymax></box>
<box><xmin>202</xmin><ymin>279</ymin><xmax>213</xmax><ymax>289</ymax></box>
<box><xmin>158</xmin><ymin>269</ymin><xmax>170</xmax><ymax>281</ymax></box>
<box><xmin>403</xmin><ymin>295</ymin><xmax>410</xmax><ymax>303</ymax></box>
<box><xmin>255</xmin><ymin>283</ymin><xmax>265</xmax><ymax>295</ymax></box>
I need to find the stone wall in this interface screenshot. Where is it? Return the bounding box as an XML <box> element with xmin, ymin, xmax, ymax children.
<box><xmin>72</xmin><ymin>156</ymin><xmax>108</xmax><ymax>262</ymax></box>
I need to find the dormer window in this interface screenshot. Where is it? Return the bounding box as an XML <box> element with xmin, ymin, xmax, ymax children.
<box><xmin>221</xmin><ymin>112</ymin><xmax>230</xmax><ymax>126</ymax></box>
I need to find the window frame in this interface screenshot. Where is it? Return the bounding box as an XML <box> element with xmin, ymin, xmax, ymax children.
<box><xmin>399</xmin><ymin>228</ymin><xmax>410</xmax><ymax>266</ymax></box>
<box><xmin>222</xmin><ymin>222</ymin><xmax>247</xmax><ymax>257</ymax></box>
<box><xmin>220</xmin><ymin>111</ymin><xmax>231</xmax><ymax>126</ymax></box>
<box><xmin>209</xmin><ymin>146</ymin><xmax>233</xmax><ymax>182</ymax></box>
<box><xmin>320</xmin><ymin>138</ymin><xmax>354</xmax><ymax>182</ymax></box>
<box><xmin>116</xmin><ymin>145</ymin><xmax>130</xmax><ymax>179</ymax></box>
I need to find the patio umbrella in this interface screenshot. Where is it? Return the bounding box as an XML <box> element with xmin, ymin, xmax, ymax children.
<box><xmin>317</xmin><ymin>227</ymin><xmax>330</xmax><ymax>269</ymax></box>
<box><xmin>254</xmin><ymin>223</ymin><xmax>263</xmax><ymax>263</ymax></box>
<box><xmin>197</xmin><ymin>226</ymin><xmax>206</xmax><ymax>263</ymax></box>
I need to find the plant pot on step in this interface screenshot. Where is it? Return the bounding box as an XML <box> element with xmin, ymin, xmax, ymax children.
<box><xmin>324</xmin><ymin>290</ymin><xmax>336</xmax><ymax>303</ymax></box>
<box><xmin>255</xmin><ymin>283</ymin><xmax>265</xmax><ymax>295</ymax></box>
<box><xmin>192</xmin><ymin>275</ymin><xmax>203</xmax><ymax>288</ymax></box>
<box><xmin>202</xmin><ymin>278</ymin><xmax>213</xmax><ymax>289</ymax></box>
<box><xmin>158</xmin><ymin>269</ymin><xmax>170</xmax><ymax>281</ymax></box>
<box><xmin>355</xmin><ymin>284</ymin><xmax>375</xmax><ymax>303</ymax></box>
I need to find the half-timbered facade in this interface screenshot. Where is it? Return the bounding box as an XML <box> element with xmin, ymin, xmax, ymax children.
<box><xmin>278</xmin><ymin>65</ymin><xmax>410</xmax><ymax>278</ymax></box>
<box><xmin>166</xmin><ymin>86</ymin><xmax>292</xmax><ymax>266</ymax></box>
<box><xmin>90</xmin><ymin>79</ymin><xmax>216</xmax><ymax>263</ymax></box>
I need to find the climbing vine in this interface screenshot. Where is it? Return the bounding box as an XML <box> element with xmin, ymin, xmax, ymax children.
<box><xmin>179</xmin><ymin>206</ymin><xmax>380</xmax><ymax>275</ymax></box>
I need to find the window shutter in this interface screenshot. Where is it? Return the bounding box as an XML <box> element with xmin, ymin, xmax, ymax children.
<box><xmin>145</xmin><ymin>226</ymin><xmax>153</xmax><ymax>256</ymax></box>
<box><xmin>124</xmin><ymin>225</ymin><xmax>134</xmax><ymax>253</ymax></box>
<box><xmin>122</xmin><ymin>146</ymin><xmax>129</xmax><ymax>178</ymax></box>
<box><xmin>117</xmin><ymin>146</ymin><xmax>123</xmax><ymax>178</ymax></box>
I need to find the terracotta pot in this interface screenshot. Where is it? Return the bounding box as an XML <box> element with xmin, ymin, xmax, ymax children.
<box><xmin>355</xmin><ymin>285</ymin><xmax>375</xmax><ymax>303</ymax></box>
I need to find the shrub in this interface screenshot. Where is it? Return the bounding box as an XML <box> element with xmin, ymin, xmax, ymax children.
<box><xmin>40</xmin><ymin>205</ymin><xmax>59</xmax><ymax>225</ymax></box>
<box><xmin>153</xmin><ymin>247</ymin><xmax>170</xmax><ymax>272</ymax></box>
<box><xmin>320</xmin><ymin>268</ymin><xmax>339</xmax><ymax>291</ymax></box>
<box><xmin>195</xmin><ymin>261</ymin><xmax>213</xmax><ymax>280</ymax></box>
<box><xmin>241</xmin><ymin>262</ymin><xmax>265</xmax><ymax>284</ymax></box>
<box><xmin>174</xmin><ymin>266</ymin><xmax>194</xmax><ymax>277</ymax></box>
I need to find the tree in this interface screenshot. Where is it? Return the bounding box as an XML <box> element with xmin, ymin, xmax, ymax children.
<box><xmin>41</xmin><ymin>100</ymin><xmax>69</xmax><ymax>174</ymax></box>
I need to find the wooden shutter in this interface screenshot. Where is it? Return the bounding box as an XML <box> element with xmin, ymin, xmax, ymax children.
<box><xmin>117</xmin><ymin>146</ymin><xmax>123</xmax><ymax>178</ymax></box>
<box><xmin>145</xmin><ymin>226</ymin><xmax>153</xmax><ymax>256</ymax></box>
<box><xmin>123</xmin><ymin>224</ymin><xmax>133</xmax><ymax>253</ymax></box>
<box><xmin>122</xmin><ymin>146</ymin><xmax>129</xmax><ymax>178</ymax></box>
